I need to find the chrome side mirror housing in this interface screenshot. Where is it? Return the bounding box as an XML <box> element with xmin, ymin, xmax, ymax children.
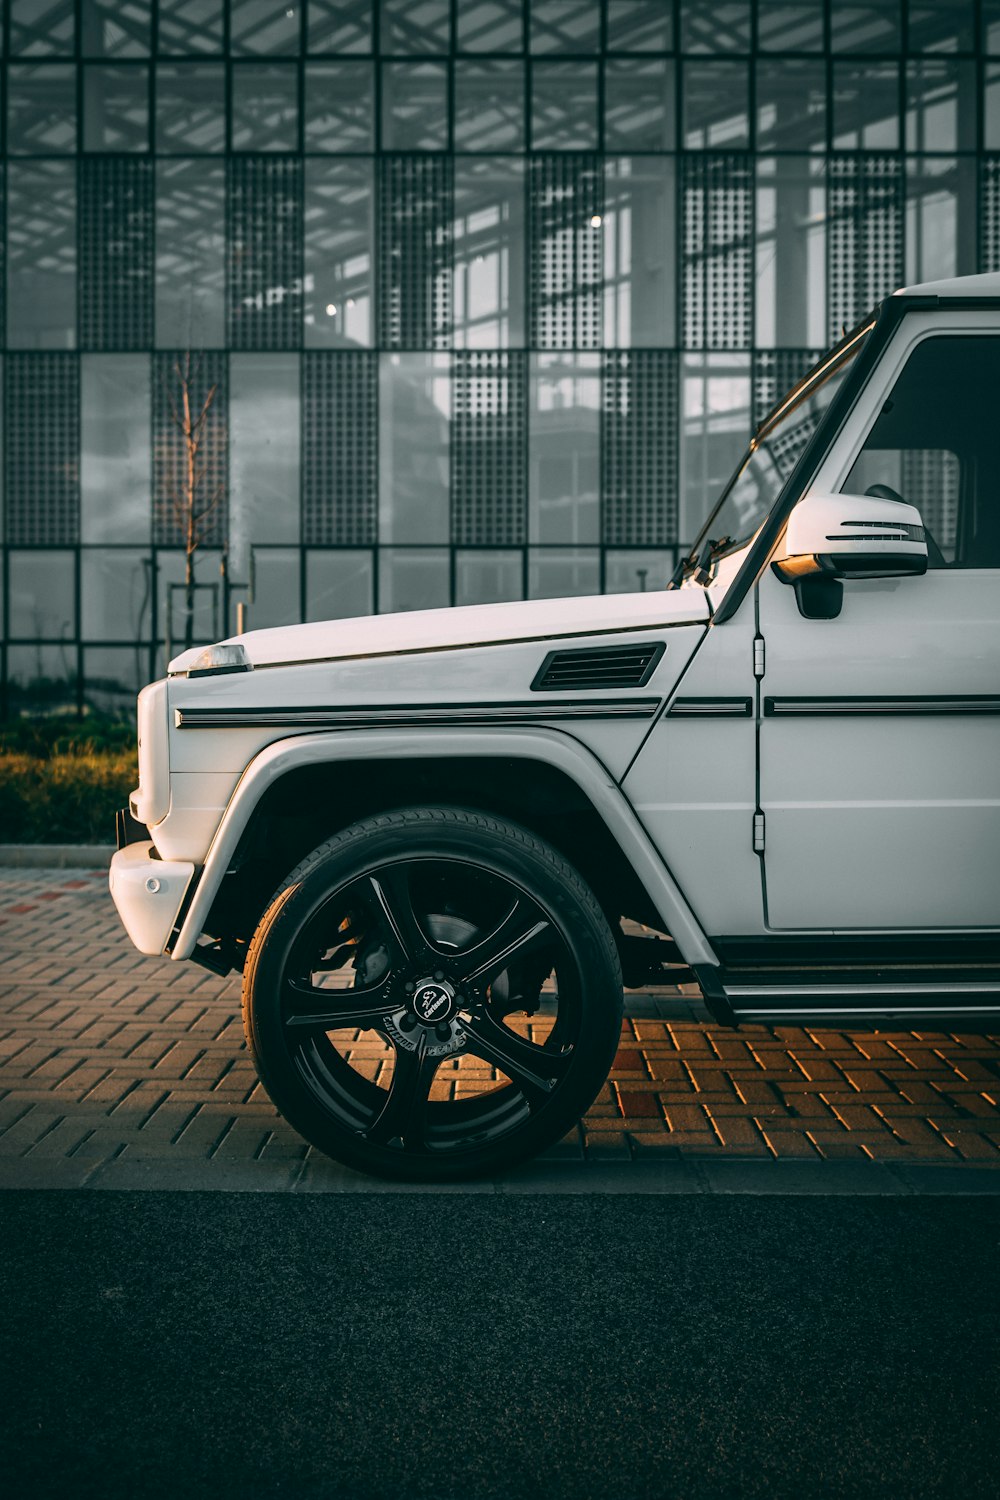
<box><xmin>772</xmin><ymin>491</ymin><xmax>929</xmax><ymax>584</ymax></box>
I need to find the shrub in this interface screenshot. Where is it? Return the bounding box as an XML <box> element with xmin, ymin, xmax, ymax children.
<box><xmin>0</xmin><ymin>717</ymin><xmax>137</xmax><ymax>842</ymax></box>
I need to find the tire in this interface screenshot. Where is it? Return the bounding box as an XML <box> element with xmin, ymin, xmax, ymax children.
<box><xmin>241</xmin><ymin>806</ymin><xmax>623</xmax><ymax>1182</ymax></box>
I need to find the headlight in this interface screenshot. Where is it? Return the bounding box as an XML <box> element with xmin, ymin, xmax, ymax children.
<box><xmin>183</xmin><ymin>643</ymin><xmax>253</xmax><ymax>678</ymax></box>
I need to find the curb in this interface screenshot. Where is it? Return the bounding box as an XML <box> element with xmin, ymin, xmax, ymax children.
<box><xmin>0</xmin><ymin>845</ymin><xmax>114</xmax><ymax>868</ymax></box>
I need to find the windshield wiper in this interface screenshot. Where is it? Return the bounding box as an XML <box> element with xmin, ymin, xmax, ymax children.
<box><xmin>668</xmin><ymin>535</ymin><xmax>732</xmax><ymax>589</ymax></box>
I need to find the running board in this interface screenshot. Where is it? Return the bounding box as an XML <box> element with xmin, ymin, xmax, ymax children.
<box><xmin>724</xmin><ymin>980</ymin><xmax>1000</xmax><ymax>1021</ymax></box>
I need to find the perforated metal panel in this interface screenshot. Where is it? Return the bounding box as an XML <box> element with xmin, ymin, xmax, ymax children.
<box><xmin>452</xmin><ymin>352</ymin><xmax>527</xmax><ymax>547</ymax></box>
<box><xmin>529</xmin><ymin>155</ymin><xmax>603</xmax><ymax>350</ymax></box>
<box><xmin>152</xmin><ymin>351</ymin><xmax>228</xmax><ymax>549</ymax></box>
<box><xmin>377</xmin><ymin>156</ymin><xmax>453</xmax><ymax>350</ymax></box>
<box><xmin>5</xmin><ymin>355</ymin><xmax>80</xmax><ymax>547</ymax></box>
<box><xmin>80</xmin><ymin>158</ymin><xmax>153</xmax><ymax>351</ymax></box>
<box><xmin>602</xmin><ymin>351</ymin><xmax>678</xmax><ymax>547</ymax></box>
<box><xmin>303</xmin><ymin>351</ymin><xmax>378</xmax><ymax>546</ymax></box>
<box><xmin>752</xmin><ymin>349</ymin><xmax>824</xmax><ymax>428</ymax></box>
<box><xmin>827</xmin><ymin>155</ymin><xmax>902</xmax><ymax>340</ymax></box>
<box><xmin>682</xmin><ymin>156</ymin><xmax>753</xmax><ymax>351</ymax></box>
<box><xmin>980</xmin><ymin>156</ymin><xmax>1000</xmax><ymax>273</ymax></box>
<box><xmin>228</xmin><ymin>156</ymin><xmax>304</xmax><ymax>351</ymax></box>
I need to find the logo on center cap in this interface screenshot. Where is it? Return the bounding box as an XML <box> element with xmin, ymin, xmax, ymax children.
<box><xmin>413</xmin><ymin>984</ymin><xmax>452</xmax><ymax>1023</ymax></box>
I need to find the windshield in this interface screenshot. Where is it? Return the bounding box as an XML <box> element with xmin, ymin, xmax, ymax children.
<box><xmin>672</xmin><ymin>318</ymin><xmax>875</xmax><ymax>585</ymax></box>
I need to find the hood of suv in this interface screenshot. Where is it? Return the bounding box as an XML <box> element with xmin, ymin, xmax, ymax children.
<box><xmin>169</xmin><ymin>590</ymin><xmax>710</xmax><ymax>674</ymax></box>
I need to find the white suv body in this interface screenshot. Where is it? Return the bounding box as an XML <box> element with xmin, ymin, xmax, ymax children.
<box><xmin>109</xmin><ymin>273</ymin><xmax>1000</xmax><ymax>1179</ymax></box>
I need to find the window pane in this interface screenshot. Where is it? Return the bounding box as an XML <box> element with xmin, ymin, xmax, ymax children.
<box><xmin>530</xmin><ymin>1</ymin><xmax>600</xmax><ymax>53</ymax></box>
<box><xmin>455</xmin><ymin>550</ymin><xmax>523</xmax><ymax>605</ymax></box>
<box><xmin>529</xmin><ymin>353</ymin><xmax>600</xmax><ymax>545</ymax></box>
<box><xmin>683</xmin><ymin>62</ymin><xmax>750</xmax><ymax>150</ymax></box>
<box><xmin>604</xmin><ymin>550</ymin><xmax>675</xmax><ymax>594</ymax></box>
<box><xmin>830</xmin><ymin>2</ymin><xmax>902</xmax><ymax>54</ymax></box>
<box><xmin>531</xmin><ymin>62</ymin><xmax>598</xmax><ymax>151</ymax></box>
<box><xmin>7</xmin><ymin>64</ymin><xmax>76</xmax><ymax>153</ymax></box>
<box><xmin>10</xmin><ymin>1</ymin><xmax>75</xmax><ymax>56</ymax></box>
<box><xmin>378</xmin><ymin>549</ymin><xmax>450</xmax><ymax>612</ymax></box>
<box><xmin>755</xmin><ymin>157</ymin><xmax>827</xmax><ymax>348</ymax></box>
<box><xmin>83</xmin><ymin>646</ymin><xmax>146</xmax><ymax>714</ymax></box>
<box><xmin>81</xmin><ymin>1</ymin><xmax>151</xmax><ymax>57</ymax></box>
<box><xmin>605</xmin><ymin>60</ymin><xmax>675</xmax><ymax>153</ymax></box>
<box><xmin>80</xmin><ymin>357</ymin><xmax>150</xmax><ymax>545</ymax></box>
<box><xmin>81</xmin><ymin>551</ymin><xmax>153</xmax><ymax>637</ymax></box>
<box><xmin>756</xmin><ymin>59</ymin><xmax>827</xmax><ymax>154</ymax></box>
<box><xmin>306</xmin><ymin>551</ymin><xmax>374</xmax><ymax>619</ymax></box>
<box><xmin>680</xmin><ymin>353</ymin><xmax>750</xmax><ymax>545</ymax></box>
<box><xmin>248</xmin><ymin>548</ymin><xmax>301</xmax><ymax>628</ymax></box>
<box><xmin>680</xmin><ymin>1</ymin><xmax>751</xmax><ymax>53</ymax></box>
<box><xmin>757</xmin><ymin>3</ymin><xmax>825</xmax><ymax>52</ymax></box>
<box><xmin>379</xmin><ymin>354</ymin><xmax>450</xmax><ymax>543</ymax></box>
<box><xmin>158</xmin><ymin>0</ymin><xmax>225</xmax><ymax>53</ymax></box>
<box><xmin>606</xmin><ymin>1</ymin><xmax>673</xmax><ymax>52</ymax></box>
<box><xmin>7</xmin><ymin>163</ymin><xmax>77</xmax><ymax>349</ymax></box>
<box><xmin>7</xmin><ymin>645</ymin><xmax>77</xmax><ymax>714</ymax></box>
<box><xmin>305</xmin><ymin>61</ymin><xmax>373</xmax><ymax>151</ymax></box>
<box><xmin>906</xmin><ymin>61</ymin><xmax>976</xmax><ymax>153</ymax></box>
<box><xmin>456</xmin><ymin>1</ymin><xmax>523</xmax><ymax>52</ymax></box>
<box><xmin>905</xmin><ymin>158</ymin><xmax>977</xmax><ymax>286</ymax></box>
<box><xmin>453</xmin><ymin>159</ymin><xmax>525</xmax><ymax>347</ymax></box>
<box><xmin>908</xmin><ymin>2</ymin><xmax>974</xmax><ymax>52</ymax></box>
<box><xmin>157</xmin><ymin>548</ymin><xmax>224</xmax><ymax>652</ymax></box>
<box><xmin>528</xmin><ymin>548</ymin><xmax>600</xmax><ymax>598</ymax></box>
<box><xmin>304</xmin><ymin>159</ymin><xmax>374</xmax><ymax>347</ymax></box>
<box><xmin>156</xmin><ymin>64</ymin><xmax>226</xmax><ymax>153</ymax></box>
<box><xmin>155</xmin><ymin>159</ymin><xmax>226</xmax><ymax>348</ymax></box>
<box><xmin>8</xmin><ymin>552</ymin><xmax>76</xmax><ymax>638</ymax></box>
<box><xmin>454</xmin><ymin>61</ymin><xmax>525</xmax><ymax>152</ymax></box>
<box><xmin>230</xmin><ymin>355</ymin><xmax>301</xmax><ymax>575</ymax></box>
<box><xmin>232</xmin><ymin>64</ymin><xmax>299</xmax><ymax>150</ymax></box>
<box><xmin>231</xmin><ymin>0</ymin><xmax>302</xmax><ymax>53</ymax></box>
<box><xmin>382</xmin><ymin>62</ymin><xmax>449</xmax><ymax>150</ymax></box>
<box><xmin>307</xmin><ymin>1</ymin><xmax>372</xmax><ymax>54</ymax></box>
<box><xmin>832</xmin><ymin>61</ymin><xmax>900</xmax><ymax>150</ymax></box>
<box><xmin>603</xmin><ymin>158</ymin><xmax>675</xmax><ymax>348</ymax></box>
<box><xmin>380</xmin><ymin>0</ymin><xmax>450</xmax><ymax>52</ymax></box>
<box><xmin>83</xmin><ymin>65</ymin><xmax>150</xmax><ymax>152</ymax></box>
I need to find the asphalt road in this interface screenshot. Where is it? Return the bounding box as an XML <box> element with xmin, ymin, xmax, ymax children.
<box><xmin>3</xmin><ymin>1192</ymin><xmax>999</xmax><ymax>1500</ymax></box>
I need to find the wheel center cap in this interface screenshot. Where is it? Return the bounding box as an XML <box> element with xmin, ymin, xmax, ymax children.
<box><xmin>410</xmin><ymin>979</ymin><xmax>457</xmax><ymax>1025</ymax></box>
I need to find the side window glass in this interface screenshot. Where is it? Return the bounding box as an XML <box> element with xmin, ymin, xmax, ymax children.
<box><xmin>841</xmin><ymin>335</ymin><xmax>1000</xmax><ymax>569</ymax></box>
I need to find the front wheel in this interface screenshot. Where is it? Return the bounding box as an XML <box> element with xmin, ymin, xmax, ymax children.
<box><xmin>241</xmin><ymin>807</ymin><xmax>623</xmax><ymax>1182</ymax></box>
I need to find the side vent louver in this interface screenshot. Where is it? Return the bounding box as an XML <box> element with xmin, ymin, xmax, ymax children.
<box><xmin>531</xmin><ymin>641</ymin><xmax>666</xmax><ymax>692</ymax></box>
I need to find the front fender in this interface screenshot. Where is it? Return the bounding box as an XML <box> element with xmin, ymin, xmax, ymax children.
<box><xmin>170</xmin><ymin>726</ymin><xmax>718</xmax><ymax>969</ymax></box>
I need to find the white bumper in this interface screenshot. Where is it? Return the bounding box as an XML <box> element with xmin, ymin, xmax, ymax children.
<box><xmin>109</xmin><ymin>842</ymin><xmax>196</xmax><ymax>956</ymax></box>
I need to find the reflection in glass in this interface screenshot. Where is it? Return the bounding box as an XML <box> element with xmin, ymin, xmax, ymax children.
<box><xmin>529</xmin><ymin>354</ymin><xmax>600</xmax><ymax>545</ymax></box>
<box><xmin>378</xmin><ymin>549</ymin><xmax>450</xmax><ymax>612</ymax></box>
<box><xmin>680</xmin><ymin>354</ymin><xmax>751</xmax><ymax>545</ymax></box>
<box><xmin>305</xmin><ymin>62</ymin><xmax>374</xmax><ymax>151</ymax></box>
<box><xmin>7</xmin><ymin>646</ymin><xmax>77</xmax><ymax>714</ymax></box>
<box><xmin>908</xmin><ymin>1</ymin><xmax>973</xmax><ymax>53</ymax></box>
<box><xmin>756</xmin><ymin>59</ymin><xmax>827</xmax><ymax>153</ymax></box>
<box><xmin>605</xmin><ymin>60</ymin><xmax>675</xmax><ymax>152</ymax></box>
<box><xmin>81</xmin><ymin>357</ymin><xmax>151</xmax><ymax>544</ymax></box>
<box><xmin>603</xmin><ymin>158</ymin><xmax>675</xmax><ymax>348</ymax></box>
<box><xmin>229</xmin><ymin>356</ymin><xmax>301</xmax><ymax>575</ymax></box>
<box><xmin>906</xmin><ymin>61</ymin><xmax>976</xmax><ymax>152</ymax></box>
<box><xmin>306</xmin><ymin>551</ymin><xmax>374</xmax><ymax>619</ymax></box>
<box><xmin>247</xmin><ymin>548</ymin><xmax>301</xmax><ymax>629</ymax></box>
<box><xmin>987</xmin><ymin>63</ymin><xmax>1000</xmax><ymax>148</ymax></box>
<box><xmin>683</xmin><ymin>61</ymin><xmax>750</xmax><ymax>149</ymax></box>
<box><xmin>530</xmin><ymin>1</ymin><xmax>601</xmax><ymax>53</ymax></box>
<box><xmin>232</xmin><ymin>63</ymin><xmax>299</xmax><ymax>149</ymax></box>
<box><xmin>10</xmin><ymin>1</ymin><xmax>75</xmax><ymax>56</ymax></box>
<box><xmin>528</xmin><ymin>548</ymin><xmax>600</xmax><ymax>599</ymax></box>
<box><xmin>7</xmin><ymin>64</ymin><xmax>77</xmax><ymax>153</ymax></box>
<box><xmin>83</xmin><ymin>65</ymin><xmax>150</xmax><ymax>152</ymax></box>
<box><xmin>457</xmin><ymin>1</ymin><xmax>523</xmax><ymax>52</ymax></box>
<box><xmin>455</xmin><ymin>550</ymin><xmax>523</xmax><ymax>605</ymax></box>
<box><xmin>832</xmin><ymin>61</ymin><xmax>900</xmax><ymax>150</ymax></box>
<box><xmin>382</xmin><ymin>62</ymin><xmax>449</xmax><ymax>150</ymax></box>
<box><xmin>158</xmin><ymin>0</ymin><xmax>225</xmax><ymax>54</ymax></box>
<box><xmin>757</xmin><ymin>3</ymin><xmax>824</xmax><ymax>51</ymax></box>
<box><xmin>81</xmin><ymin>1</ymin><xmax>151</xmax><ymax>56</ymax></box>
<box><xmin>7</xmin><ymin>162</ymin><xmax>77</xmax><ymax>349</ymax></box>
<box><xmin>307</xmin><ymin>0</ymin><xmax>372</xmax><ymax>53</ymax></box>
<box><xmin>604</xmin><ymin>550</ymin><xmax>675</xmax><ymax>594</ymax></box>
<box><xmin>156</xmin><ymin>548</ymin><xmax>223</xmax><ymax>652</ymax></box>
<box><xmin>454</xmin><ymin>61</ymin><xmax>525</xmax><ymax>152</ymax></box>
<box><xmin>8</xmin><ymin>552</ymin><xmax>76</xmax><ymax>638</ymax></box>
<box><xmin>906</xmin><ymin>158</ymin><xmax>977</xmax><ymax>285</ymax></box>
<box><xmin>81</xmin><ymin>551</ymin><xmax>153</xmax><ymax>637</ymax></box>
<box><xmin>606</xmin><ymin>1</ymin><xmax>673</xmax><ymax>52</ymax></box>
<box><xmin>156</xmin><ymin>64</ymin><xmax>226</xmax><ymax>153</ymax></box>
<box><xmin>531</xmin><ymin>62</ymin><xmax>598</xmax><ymax>150</ymax></box>
<box><xmin>755</xmin><ymin>158</ymin><xmax>827</xmax><ymax>348</ymax></box>
<box><xmin>83</xmin><ymin>647</ymin><xmax>145</xmax><ymax>717</ymax></box>
<box><xmin>380</xmin><ymin>0</ymin><xmax>450</xmax><ymax>52</ymax></box>
<box><xmin>830</xmin><ymin>2</ymin><xmax>902</xmax><ymax>54</ymax></box>
<box><xmin>156</xmin><ymin>160</ymin><xmax>226</xmax><ymax>348</ymax></box>
<box><xmin>305</xmin><ymin>161</ymin><xmax>374</xmax><ymax>348</ymax></box>
<box><xmin>379</xmin><ymin>355</ymin><xmax>451</xmax><ymax>543</ymax></box>
<box><xmin>681</xmin><ymin>1</ymin><xmax>751</xmax><ymax>53</ymax></box>
<box><xmin>453</xmin><ymin>159</ymin><xmax>525</xmax><ymax>347</ymax></box>
<box><xmin>231</xmin><ymin>0</ymin><xmax>302</xmax><ymax>53</ymax></box>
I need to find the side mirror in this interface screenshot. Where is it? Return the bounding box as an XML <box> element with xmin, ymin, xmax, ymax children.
<box><xmin>773</xmin><ymin>491</ymin><xmax>929</xmax><ymax>584</ymax></box>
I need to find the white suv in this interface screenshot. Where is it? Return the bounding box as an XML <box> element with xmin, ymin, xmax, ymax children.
<box><xmin>110</xmin><ymin>271</ymin><xmax>1000</xmax><ymax>1180</ymax></box>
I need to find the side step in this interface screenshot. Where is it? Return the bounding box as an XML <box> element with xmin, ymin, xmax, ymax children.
<box><xmin>691</xmin><ymin>961</ymin><xmax>1000</xmax><ymax>1025</ymax></box>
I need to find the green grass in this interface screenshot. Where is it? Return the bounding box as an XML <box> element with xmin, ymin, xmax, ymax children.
<box><xmin>0</xmin><ymin>717</ymin><xmax>137</xmax><ymax>844</ymax></box>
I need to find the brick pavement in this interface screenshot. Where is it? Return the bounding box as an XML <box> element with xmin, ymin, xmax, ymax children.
<box><xmin>2</xmin><ymin>865</ymin><xmax>1000</xmax><ymax>1187</ymax></box>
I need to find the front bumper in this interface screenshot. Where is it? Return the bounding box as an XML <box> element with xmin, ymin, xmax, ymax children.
<box><xmin>108</xmin><ymin>840</ymin><xmax>196</xmax><ymax>957</ymax></box>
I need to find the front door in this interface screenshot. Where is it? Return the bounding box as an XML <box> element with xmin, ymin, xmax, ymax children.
<box><xmin>757</xmin><ymin>328</ymin><xmax>1000</xmax><ymax>933</ymax></box>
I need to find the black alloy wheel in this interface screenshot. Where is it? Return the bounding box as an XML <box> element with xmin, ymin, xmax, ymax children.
<box><xmin>242</xmin><ymin>807</ymin><xmax>623</xmax><ymax>1181</ymax></box>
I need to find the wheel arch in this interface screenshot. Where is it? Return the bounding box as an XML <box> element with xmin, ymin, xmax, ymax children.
<box><xmin>170</xmin><ymin>726</ymin><xmax>717</xmax><ymax>969</ymax></box>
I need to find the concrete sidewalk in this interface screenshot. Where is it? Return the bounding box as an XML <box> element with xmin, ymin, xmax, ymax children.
<box><xmin>2</xmin><ymin>865</ymin><xmax>999</xmax><ymax>1194</ymax></box>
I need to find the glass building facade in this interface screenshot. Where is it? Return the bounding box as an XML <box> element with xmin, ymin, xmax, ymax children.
<box><xmin>0</xmin><ymin>0</ymin><xmax>994</xmax><ymax>713</ymax></box>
